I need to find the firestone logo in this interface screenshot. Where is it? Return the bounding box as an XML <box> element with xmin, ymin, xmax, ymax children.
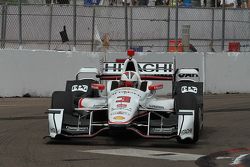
<box><xmin>181</xmin><ymin>86</ymin><xmax>197</xmax><ymax>94</ymax></box>
<box><xmin>72</xmin><ymin>85</ymin><xmax>88</xmax><ymax>92</ymax></box>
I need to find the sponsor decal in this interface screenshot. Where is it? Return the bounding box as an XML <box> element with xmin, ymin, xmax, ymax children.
<box><xmin>103</xmin><ymin>63</ymin><xmax>173</xmax><ymax>75</ymax></box>
<box><xmin>117</xmin><ymin>104</ymin><xmax>127</xmax><ymax>108</ymax></box>
<box><xmin>178</xmin><ymin>74</ymin><xmax>199</xmax><ymax>78</ymax></box>
<box><xmin>111</xmin><ymin>90</ymin><xmax>142</xmax><ymax>98</ymax></box>
<box><xmin>113</xmin><ymin>116</ymin><xmax>125</xmax><ymax>120</ymax></box>
<box><xmin>181</xmin><ymin>86</ymin><xmax>198</xmax><ymax>94</ymax></box>
<box><xmin>151</xmin><ymin>127</ymin><xmax>176</xmax><ymax>133</ymax></box>
<box><xmin>148</xmin><ymin>105</ymin><xmax>164</xmax><ymax>109</ymax></box>
<box><xmin>181</xmin><ymin>128</ymin><xmax>193</xmax><ymax>135</ymax></box>
<box><xmin>116</xmin><ymin>96</ymin><xmax>131</xmax><ymax>103</ymax></box>
<box><xmin>50</xmin><ymin>128</ymin><xmax>56</xmax><ymax>133</ymax></box>
<box><xmin>124</xmin><ymin>108</ymin><xmax>132</xmax><ymax>112</ymax></box>
<box><xmin>110</xmin><ymin>111</ymin><xmax>131</xmax><ymax>116</ymax></box>
<box><xmin>111</xmin><ymin>108</ymin><xmax>132</xmax><ymax>112</ymax></box>
<box><xmin>72</xmin><ymin>85</ymin><xmax>88</xmax><ymax>92</ymax></box>
<box><xmin>66</xmin><ymin>126</ymin><xmax>88</xmax><ymax>132</ymax></box>
<box><xmin>93</xmin><ymin>104</ymin><xmax>106</xmax><ymax>108</ymax></box>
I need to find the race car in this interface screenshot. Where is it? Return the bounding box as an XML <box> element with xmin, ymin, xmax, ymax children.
<box><xmin>47</xmin><ymin>50</ymin><xmax>203</xmax><ymax>144</ymax></box>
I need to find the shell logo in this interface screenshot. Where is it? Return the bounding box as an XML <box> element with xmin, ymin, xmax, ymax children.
<box><xmin>113</xmin><ymin>116</ymin><xmax>125</xmax><ymax>120</ymax></box>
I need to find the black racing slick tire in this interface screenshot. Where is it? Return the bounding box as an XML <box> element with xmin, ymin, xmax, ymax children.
<box><xmin>46</xmin><ymin>91</ymin><xmax>73</xmax><ymax>142</ymax></box>
<box><xmin>51</xmin><ymin>91</ymin><xmax>73</xmax><ymax>114</ymax></box>
<box><xmin>175</xmin><ymin>94</ymin><xmax>201</xmax><ymax>144</ymax></box>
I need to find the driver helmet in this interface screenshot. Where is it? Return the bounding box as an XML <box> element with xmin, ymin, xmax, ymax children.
<box><xmin>120</xmin><ymin>71</ymin><xmax>139</xmax><ymax>88</ymax></box>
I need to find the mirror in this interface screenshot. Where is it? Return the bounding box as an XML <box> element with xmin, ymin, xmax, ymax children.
<box><xmin>91</xmin><ymin>83</ymin><xmax>105</xmax><ymax>91</ymax></box>
<box><xmin>148</xmin><ymin>83</ymin><xmax>163</xmax><ymax>90</ymax></box>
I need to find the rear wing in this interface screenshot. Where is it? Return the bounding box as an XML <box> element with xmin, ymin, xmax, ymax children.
<box><xmin>98</xmin><ymin>62</ymin><xmax>174</xmax><ymax>80</ymax></box>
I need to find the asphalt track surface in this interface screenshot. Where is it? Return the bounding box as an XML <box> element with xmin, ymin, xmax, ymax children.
<box><xmin>0</xmin><ymin>94</ymin><xmax>249</xmax><ymax>167</ymax></box>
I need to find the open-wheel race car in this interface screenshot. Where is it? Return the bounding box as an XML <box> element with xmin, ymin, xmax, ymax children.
<box><xmin>47</xmin><ymin>50</ymin><xmax>203</xmax><ymax>144</ymax></box>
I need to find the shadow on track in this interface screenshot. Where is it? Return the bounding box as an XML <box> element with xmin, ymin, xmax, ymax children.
<box><xmin>43</xmin><ymin>132</ymin><xmax>200</xmax><ymax>149</ymax></box>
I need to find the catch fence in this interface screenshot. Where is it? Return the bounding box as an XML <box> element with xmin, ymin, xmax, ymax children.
<box><xmin>0</xmin><ymin>3</ymin><xmax>249</xmax><ymax>52</ymax></box>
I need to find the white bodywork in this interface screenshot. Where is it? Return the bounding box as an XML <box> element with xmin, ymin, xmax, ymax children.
<box><xmin>107</xmin><ymin>87</ymin><xmax>174</xmax><ymax>124</ymax></box>
<box><xmin>78</xmin><ymin>97</ymin><xmax>106</xmax><ymax>108</ymax></box>
<box><xmin>47</xmin><ymin>53</ymin><xmax>200</xmax><ymax>142</ymax></box>
<box><xmin>76</xmin><ymin>87</ymin><xmax>175</xmax><ymax>125</ymax></box>
<box><xmin>108</xmin><ymin>88</ymin><xmax>145</xmax><ymax>124</ymax></box>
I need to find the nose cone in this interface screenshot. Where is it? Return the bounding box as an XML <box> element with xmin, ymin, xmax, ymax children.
<box><xmin>109</xmin><ymin>108</ymin><xmax>135</xmax><ymax>124</ymax></box>
<box><xmin>108</xmin><ymin>88</ymin><xmax>141</xmax><ymax>124</ymax></box>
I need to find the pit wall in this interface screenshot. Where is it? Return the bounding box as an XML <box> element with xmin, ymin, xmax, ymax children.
<box><xmin>0</xmin><ymin>49</ymin><xmax>249</xmax><ymax>97</ymax></box>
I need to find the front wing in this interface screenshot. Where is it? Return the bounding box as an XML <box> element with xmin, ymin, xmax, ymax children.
<box><xmin>47</xmin><ymin>107</ymin><xmax>195</xmax><ymax>140</ymax></box>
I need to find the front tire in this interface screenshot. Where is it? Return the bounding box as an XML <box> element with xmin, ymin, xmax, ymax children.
<box><xmin>177</xmin><ymin>106</ymin><xmax>201</xmax><ymax>144</ymax></box>
<box><xmin>175</xmin><ymin>92</ymin><xmax>202</xmax><ymax>144</ymax></box>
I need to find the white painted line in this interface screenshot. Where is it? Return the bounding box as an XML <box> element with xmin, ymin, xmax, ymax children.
<box><xmin>80</xmin><ymin>148</ymin><xmax>204</xmax><ymax>161</ymax></box>
<box><xmin>216</xmin><ymin>157</ymin><xmax>232</xmax><ymax>160</ymax></box>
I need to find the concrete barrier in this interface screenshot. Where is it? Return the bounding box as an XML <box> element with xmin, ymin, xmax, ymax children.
<box><xmin>0</xmin><ymin>50</ymin><xmax>101</xmax><ymax>97</ymax></box>
<box><xmin>205</xmin><ymin>52</ymin><xmax>250</xmax><ymax>93</ymax></box>
<box><xmin>0</xmin><ymin>49</ymin><xmax>249</xmax><ymax>97</ymax></box>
